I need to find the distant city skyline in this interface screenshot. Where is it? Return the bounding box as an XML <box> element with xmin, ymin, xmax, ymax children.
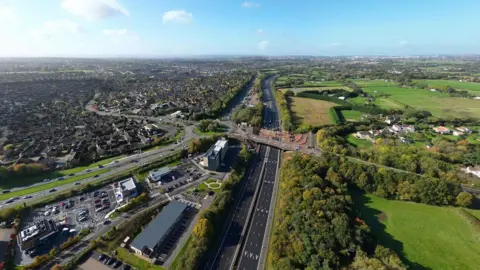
<box><xmin>1</xmin><ymin>0</ymin><xmax>480</xmax><ymax>57</ymax></box>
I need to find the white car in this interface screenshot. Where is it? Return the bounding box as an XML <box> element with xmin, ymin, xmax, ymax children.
<box><xmin>44</xmin><ymin>211</ymin><xmax>51</xmax><ymax>216</ymax></box>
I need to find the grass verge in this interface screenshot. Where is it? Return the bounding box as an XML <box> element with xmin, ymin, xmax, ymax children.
<box><xmin>170</xmin><ymin>235</ymin><xmax>192</xmax><ymax>270</ymax></box>
<box><xmin>116</xmin><ymin>247</ymin><xmax>165</xmax><ymax>270</ymax></box>
<box><xmin>0</xmin><ymin>169</ymin><xmax>109</xmax><ymax>201</ymax></box>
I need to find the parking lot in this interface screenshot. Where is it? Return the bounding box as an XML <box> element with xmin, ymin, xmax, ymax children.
<box><xmin>16</xmin><ymin>185</ymin><xmax>119</xmax><ymax>266</ymax></box>
<box><xmin>83</xmin><ymin>251</ymin><xmax>133</xmax><ymax>270</ymax></box>
<box><xmin>149</xmin><ymin>162</ymin><xmax>209</xmax><ymax>194</ymax></box>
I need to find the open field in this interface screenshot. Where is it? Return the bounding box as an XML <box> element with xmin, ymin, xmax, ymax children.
<box><xmin>302</xmin><ymin>80</ymin><xmax>344</xmax><ymax>87</ymax></box>
<box><xmin>353</xmin><ymin>192</ymin><xmax>480</xmax><ymax>270</ymax></box>
<box><xmin>354</xmin><ymin>79</ymin><xmax>398</xmax><ymax>87</ymax></box>
<box><xmin>0</xmin><ymin>169</ymin><xmax>109</xmax><ymax>201</ymax></box>
<box><xmin>415</xmin><ymin>79</ymin><xmax>480</xmax><ymax>94</ymax></box>
<box><xmin>278</xmin><ymin>86</ymin><xmax>352</xmax><ymax>93</ymax></box>
<box><xmin>339</xmin><ymin>110</ymin><xmax>362</xmax><ymax>121</ymax></box>
<box><xmin>289</xmin><ymin>97</ymin><xmax>337</xmax><ymax>126</ymax></box>
<box><xmin>360</xmin><ymin>85</ymin><xmax>480</xmax><ymax>119</ymax></box>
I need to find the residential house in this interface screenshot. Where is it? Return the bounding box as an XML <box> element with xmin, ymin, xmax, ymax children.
<box><xmin>433</xmin><ymin>126</ymin><xmax>451</xmax><ymax>134</ymax></box>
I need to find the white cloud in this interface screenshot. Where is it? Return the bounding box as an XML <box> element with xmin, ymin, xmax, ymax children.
<box><xmin>31</xmin><ymin>19</ymin><xmax>84</xmax><ymax>39</ymax></box>
<box><xmin>242</xmin><ymin>1</ymin><xmax>260</xmax><ymax>8</ymax></box>
<box><xmin>103</xmin><ymin>28</ymin><xmax>139</xmax><ymax>42</ymax></box>
<box><xmin>61</xmin><ymin>0</ymin><xmax>129</xmax><ymax>21</ymax></box>
<box><xmin>0</xmin><ymin>6</ymin><xmax>19</xmax><ymax>24</ymax></box>
<box><xmin>162</xmin><ymin>10</ymin><xmax>193</xmax><ymax>24</ymax></box>
<box><xmin>399</xmin><ymin>40</ymin><xmax>408</xmax><ymax>46</ymax></box>
<box><xmin>256</xmin><ymin>29</ymin><xmax>264</xmax><ymax>34</ymax></box>
<box><xmin>258</xmin><ymin>40</ymin><xmax>269</xmax><ymax>51</ymax></box>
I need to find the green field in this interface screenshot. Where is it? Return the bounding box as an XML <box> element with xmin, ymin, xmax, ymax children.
<box><xmin>346</xmin><ymin>134</ymin><xmax>372</xmax><ymax>147</ymax></box>
<box><xmin>289</xmin><ymin>97</ymin><xmax>338</xmax><ymax>126</ymax></box>
<box><xmin>354</xmin><ymin>192</ymin><xmax>480</xmax><ymax>270</ymax></box>
<box><xmin>340</xmin><ymin>110</ymin><xmax>362</xmax><ymax>121</ymax></box>
<box><xmin>302</xmin><ymin>80</ymin><xmax>344</xmax><ymax>87</ymax></box>
<box><xmin>279</xmin><ymin>86</ymin><xmax>352</xmax><ymax>93</ymax></box>
<box><xmin>0</xmin><ymin>169</ymin><xmax>109</xmax><ymax>201</ymax></box>
<box><xmin>415</xmin><ymin>79</ymin><xmax>480</xmax><ymax>94</ymax></box>
<box><xmin>355</xmin><ymin>81</ymin><xmax>480</xmax><ymax>119</ymax></box>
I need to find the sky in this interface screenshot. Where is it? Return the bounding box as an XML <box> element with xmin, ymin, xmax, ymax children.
<box><xmin>1</xmin><ymin>0</ymin><xmax>480</xmax><ymax>57</ymax></box>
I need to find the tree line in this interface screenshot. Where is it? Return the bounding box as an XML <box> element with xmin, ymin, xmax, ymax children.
<box><xmin>269</xmin><ymin>154</ymin><xmax>406</xmax><ymax>269</ymax></box>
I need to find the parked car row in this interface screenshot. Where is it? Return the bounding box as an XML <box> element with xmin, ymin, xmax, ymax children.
<box><xmin>98</xmin><ymin>253</ymin><xmax>131</xmax><ymax>269</ymax></box>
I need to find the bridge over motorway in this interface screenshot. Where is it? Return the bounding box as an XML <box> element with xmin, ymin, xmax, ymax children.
<box><xmin>227</xmin><ymin>132</ymin><xmax>319</xmax><ymax>155</ymax></box>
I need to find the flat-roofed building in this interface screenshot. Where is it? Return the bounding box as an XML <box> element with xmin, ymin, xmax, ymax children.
<box><xmin>148</xmin><ymin>166</ymin><xmax>172</xmax><ymax>184</ymax></box>
<box><xmin>18</xmin><ymin>219</ymin><xmax>59</xmax><ymax>250</ymax></box>
<box><xmin>130</xmin><ymin>201</ymin><xmax>188</xmax><ymax>258</ymax></box>
<box><xmin>114</xmin><ymin>178</ymin><xmax>138</xmax><ymax>203</ymax></box>
<box><xmin>203</xmin><ymin>138</ymin><xmax>228</xmax><ymax>171</ymax></box>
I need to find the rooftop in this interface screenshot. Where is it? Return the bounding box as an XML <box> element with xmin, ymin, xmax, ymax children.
<box><xmin>120</xmin><ymin>178</ymin><xmax>136</xmax><ymax>191</ymax></box>
<box><xmin>130</xmin><ymin>201</ymin><xmax>187</xmax><ymax>253</ymax></box>
<box><xmin>206</xmin><ymin>138</ymin><xmax>228</xmax><ymax>158</ymax></box>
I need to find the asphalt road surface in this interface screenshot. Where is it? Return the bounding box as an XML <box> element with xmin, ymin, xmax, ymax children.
<box><xmin>0</xmin><ymin>143</ymin><xmax>185</xmax><ymax>208</ymax></box>
<box><xmin>208</xmin><ymin>145</ymin><xmax>268</xmax><ymax>270</ymax></box>
<box><xmin>236</xmin><ymin>147</ymin><xmax>279</xmax><ymax>270</ymax></box>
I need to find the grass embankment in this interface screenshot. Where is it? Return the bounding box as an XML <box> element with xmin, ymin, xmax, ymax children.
<box><xmin>353</xmin><ymin>192</ymin><xmax>480</xmax><ymax>270</ymax></box>
<box><xmin>289</xmin><ymin>97</ymin><xmax>338</xmax><ymax>127</ymax></box>
<box><xmin>0</xmin><ymin>156</ymin><xmax>123</xmax><ymax>190</ymax></box>
<box><xmin>116</xmin><ymin>248</ymin><xmax>165</xmax><ymax>270</ymax></box>
<box><xmin>170</xmin><ymin>235</ymin><xmax>192</xmax><ymax>270</ymax></box>
<box><xmin>0</xmin><ymin>169</ymin><xmax>109</xmax><ymax>201</ymax></box>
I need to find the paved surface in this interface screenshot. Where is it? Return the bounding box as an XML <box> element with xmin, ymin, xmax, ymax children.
<box><xmin>1</xmin><ymin>145</ymin><xmax>186</xmax><ymax>208</ymax></box>
<box><xmin>208</xmin><ymin>145</ymin><xmax>268</xmax><ymax>270</ymax></box>
<box><xmin>236</xmin><ymin>147</ymin><xmax>279</xmax><ymax>270</ymax></box>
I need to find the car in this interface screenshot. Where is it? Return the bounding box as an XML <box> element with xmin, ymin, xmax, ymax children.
<box><xmin>79</xmin><ymin>196</ymin><xmax>85</xmax><ymax>201</ymax></box>
<box><xmin>23</xmin><ymin>195</ymin><xmax>33</xmax><ymax>199</ymax></box>
<box><xmin>58</xmin><ymin>177</ymin><xmax>64</xmax><ymax>180</ymax></box>
<box><xmin>103</xmin><ymin>220</ymin><xmax>111</xmax><ymax>225</ymax></box>
<box><xmin>107</xmin><ymin>258</ymin><xmax>116</xmax><ymax>265</ymax></box>
<box><xmin>93</xmin><ymin>191</ymin><xmax>100</xmax><ymax>197</ymax></box>
<box><xmin>12</xmin><ymin>196</ymin><xmax>20</xmax><ymax>200</ymax></box>
<box><xmin>102</xmin><ymin>198</ymin><xmax>109</xmax><ymax>203</ymax></box>
<box><xmin>49</xmin><ymin>189</ymin><xmax>57</xmax><ymax>193</ymax></box>
<box><xmin>5</xmin><ymin>200</ymin><xmax>14</xmax><ymax>204</ymax></box>
<box><xmin>1</xmin><ymin>190</ymin><xmax>10</xmax><ymax>194</ymax></box>
<box><xmin>94</xmin><ymin>199</ymin><xmax>101</xmax><ymax>203</ymax></box>
<box><xmin>114</xmin><ymin>160</ymin><xmax>119</xmax><ymax>163</ymax></box>
<box><xmin>44</xmin><ymin>211</ymin><xmax>51</xmax><ymax>216</ymax></box>
<box><xmin>93</xmin><ymin>175</ymin><xmax>99</xmax><ymax>178</ymax></box>
<box><xmin>43</xmin><ymin>179</ymin><xmax>50</xmax><ymax>182</ymax></box>
<box><xmin>45</xmin><ymin>205</ymin><xmax>52</xmax><ymax>209</ymax></box>
<box><xmin>122</xmin><ymin>264</ymin><xmax>131</xmax><ymax>270</ymax></box>
<box><xmin>103</xmin><ymin>256</ymin><xmax>110</xmax><ymax>264</ymax></box>
<box><xmin>69</xmin><ymin>173</ymin><xmax>75</xmax><ymax>176</ymax></box>
<box><xmin>74</xmin><ymin>182</ymin><xmax>81</xmax><ymax>185</ymax></box>
<box><xmin>86</xmin><ymin>169</ymin><xmax>92</xmax><ymax>172</ymax></box>
<box><xmin>113</xmin><ymin>261</ymin><xmax>123</xmax><ymax>268</ymax></box>
<box><xmin>79</xmin><ymin>216</ymin><xmax>87</xmax><ymax>222</ymax></box>
<box><xmin>98</xmin><ymin>254</ymin><xmax>106</xmax><ymax>261</ymax></box>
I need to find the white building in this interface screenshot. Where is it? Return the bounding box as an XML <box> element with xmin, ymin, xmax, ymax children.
<box><xmin>203</xmin><ymin>138</ymin><xmax>229</xmax><ymax>171</ymax></box>
<box><xmin>114</xmin><ymin>178</ymin><xmax>138</xmax><ymax>204</ymax></box>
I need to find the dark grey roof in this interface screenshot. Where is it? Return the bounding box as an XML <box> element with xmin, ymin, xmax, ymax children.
<box><xmin>130</xmin><ymin>201</ymin><xmax>187</xmax><ymax>253</ymax></box>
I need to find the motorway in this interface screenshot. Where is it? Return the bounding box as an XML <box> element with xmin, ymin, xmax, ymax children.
<box><xmin>234</xmin><ymin>75</ymin><xmax>281</xmax><ymax>270</ymax></box>
<box><xmin>0</xmin><ymin>126</ymin><xmax>195</xmax><ymax>208</ymax></box>
<box><xmin>209</xmin><ymin>75</ymin><xmax>281</xmax><ymax>270</ymax></box>
<box><xmin>208</xmin><ymin>145</ymin><xmax>268</xmax><ymax>270</ymax></box>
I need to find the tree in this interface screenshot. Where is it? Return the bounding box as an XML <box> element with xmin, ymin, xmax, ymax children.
<box><xmin>49</xmin><ymin>247</ymin><xmax>58</xmax><ymax>257</ymax></box>
<box><xmin>51</xmin><ymin>264</ymin><xmax>63</xmax><ymax>270</ymax></box>
<box><xmin>456</xmin><ymin>192</ymin><xmax>473</xmax><ymax>207</ymax></box>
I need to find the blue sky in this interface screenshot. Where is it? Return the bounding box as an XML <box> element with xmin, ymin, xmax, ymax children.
<box><xmin>0</xmin><ymin>0</ymin><xmax>479</xmax><ymax>57</ymax></box>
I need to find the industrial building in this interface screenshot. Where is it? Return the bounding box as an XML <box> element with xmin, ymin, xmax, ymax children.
<box><xmin>203</xmin><ymin>138</ymin><xmax>228</xmax><ymax>171</ymax></box>
<box><xmin>114</xmin><ymin>177</ymin><xmax>138</xmax><ymax>203</ymax></box>
<box><xmin>18</xmin><ymin>219</ymin><xmax>59</xmax><ymax>251</ymax></box>
<box><xmin>130</xmin><ymin>201</ymin><xmax>188</xmax><ymax>258</ymax></box>
<box><xmin>148</xmin><ymin>166</ymin><xmax>173</xmax><ymax>184</ymax></box>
